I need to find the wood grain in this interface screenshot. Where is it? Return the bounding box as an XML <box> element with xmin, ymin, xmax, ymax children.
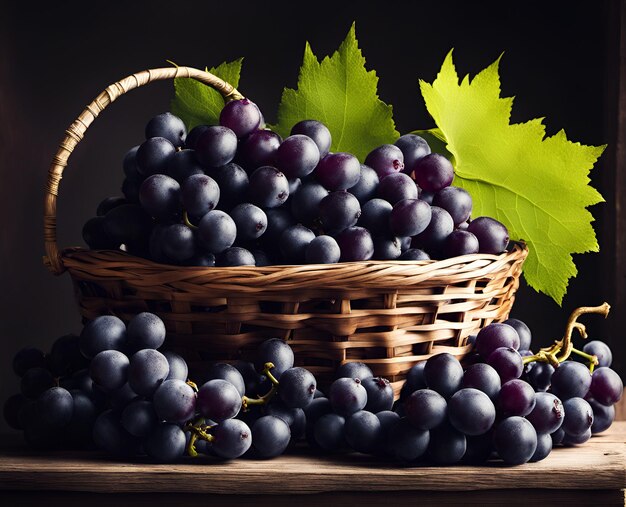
<box><xmin>0</xmin><ymin>422</ymin><xmax>623</xmax><ymax>495</ymax></box>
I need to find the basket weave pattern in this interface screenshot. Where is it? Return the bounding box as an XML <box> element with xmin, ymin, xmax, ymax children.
<box><xmin>44</xmin><ymin>67</ymin><xmax>527</xmax><ymax>394</ymax></box>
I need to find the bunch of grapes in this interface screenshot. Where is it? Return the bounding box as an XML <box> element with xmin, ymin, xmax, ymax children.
<box><xmin>82</xmin><ymin>101</ymin><xmax>510</xmax><ymax>267</ymax></box>
<box><xmin>3</xmin><ymin>314</ymin><xmax>318</xmax><ymax>462</ymax></box>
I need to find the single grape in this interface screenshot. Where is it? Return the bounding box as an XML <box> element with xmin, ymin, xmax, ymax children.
<box><xmin>291</xmin><ymin>182</ymin><xmax>329</xmax><ymax>226</ymax></box>
<box><xmin>562</xmin><ymin>427</ymin><xmax>592</xmax><ymax>445</ymax></box>
<box><xmin>153</xmin><ymin>379</ymin><xmax>196</xmax><ymax>424</ymax></box>
<box><xmin>80</xmin><ymin>315</ymin><xmax>127</xmax><ymax>358</ymax></box>
<box><xmin>305</xmin><ymin>235</ymin><xmax>341</xmax><ymax>264</ymax></box>
<box><xmin>526</xmin><ymin>392</ymin><xmax>565</xmax><ymax>434</ymax></box>
<box><xmin>551</xmin><ymin>427</ymin><xmax>565</xmax><ymax>446</ymax></box>
<box><xmin>329</xmin><ymin>378</ymin><xmax>367</xmax><ymax>416</ymax></box>
<box><xmin>428</xmin><ymin>422</ymin><xmax>467</xmax><ymax>464</ymax></box>
<box><xmin>219</xmin><ymin>98</ymin><xmax>261</xmax><ymax>138</ymax></box>
<box><xmin>90</xmin><ymin>350</ymin><xmax>129</xmax><ymax>391</ymax></box>
<box><xmin>209</xmin><ymin>162</ymin><xmax>249</xmax><ymax>210</ymax></box>
<box><xmin>136</xmin><ymin>137</ymin><xmax>176</xmax><ymax>176</ymax></box>
<box><xmin>103</xmin><ymin>204</ymin><xmax>152</xmax><ymax>247</ymax></box>
<box><xmin>413</xmin><ymin>153</ymin><xmax>454</xmax><ymax>193</ymax></box>
<box><xmin>475</xmin><ymin>323</ymin><xmax>521</xmax><ymax>358</ymax></box>
<box><xmin>335</xmin><ymin>362</ymin><xmax>374</xmax><ymax>380</ymax></box>
<box><xmin>139</xmin><ymin>174</ymin><xmax>181</xmax><ymax>220</ymax></box>
<box><xmin>145</xmin><ymin>112</ymin><xmax>186</xmax><ymax>147</ymax></box>
<box><xmin>377</xmin><ymin>172</ymin><xmax>418</xmax><ymax>204</ymax></box>
<box><xmin>403</xmin><ymin>362</ymin><xmax>427</xmax><ymax>393</ymax></box>
<box><xmin>399</xmin><ymin>248</ymin><xmax>431</xmax><ymax>261</ymax></box>
<box><xmin>562</xmin><ymin>397</ymin><xmax>594</xmax><ymax>436</ymax></box>
<box><xmin>348</xmin><ymin>164</ymin><xmax>379</xmax><ymax>203</ymax></box>
<box><xmin>128</xmin><ymin>349</ymin><xmax>170</xmax><ymax>397</ymax></box>
<box><xmin>278</xmin><ymin>367</ymin><xmax>317</xmax><ymax>408</ymax></box>
<box><xmin>448</xmin><ymin>388</ymin><xmax>496</xmax><ymax>435</ymax></box>
<box><xmin>442</xmin><ymin>230</ymin><xmax>479</xmax><ymax>258</ymax></box>
<box><xmin>582</xmin><ymin>340</ymin><xmax>612</xmax><ymax>367</ymax></box>
<box><xmin>493</xmin><ymin>416</ymin><xmax>537</xmax><ymax>465</ymax></box>
<box><xmin>589</xmin><ymin>367</ymin><xmax>623</xmax><ymax>406</ymax></box>
<box><xmin>186</xmin><ymin>251</ymin><xmax>216</xmax><ymax>267</ymax></box>
<box><xmin>181</xmin><ymin>174</ymin><xmax>220</xmax><ymax>218</ymax></box>
<box><xmin>203</xmin><ymin>363</ymin><xmax>246</xmax><ymax>397</ymax></box>
<box><xmin>362</xmin><ymin>377</ymin><xmax>394</xmax><ymax>413</ymax></box>
<box><xmin>314</xmin><ymin>413</ymin><xmax>346</xmax><ymax>451</ymax></box>
<box><xmin>82</xmin><ymin>216</ymin><xmax>118</xmax><ymax>250</ymax></box>
<box><xmin>423</xmin><ymin>353</ymin><xmax>463</xmax><ymax>398</ymax></box>
<box><xmin>121</xmin><ymin>399</ymin><xmax>158</xmax><ymax>437</ymax></box>
<box><xmin>372</xmin><ymin>236</ymin><xmax>401</xmax><ymax>260</ymax></box>
<box><xmin>38</xmin><ymin>387</ymin><xmax>74</xmax><ymax>428</ymax></box>
<box><xmin>280</xmin><ymin>224</ymin><xmax>316</xmax><ymax>264</ymax></box>
<box><xmin>197</xmin><ymin>379</ymin><xmax>242</xmax><ymax>422</ymax></box>
<box><xmin>230</xmin><ymin>203</ymin><xmax>267</xmax><ymax>241</ymax></box>
<box><xmin>345</xmin><ymin>410</ymin><xmax>381</xmax><ymax>454</ymax></box>
<box><xmin>184</xmin><ymin>125</ymin><xmax>210</xmax><ymax>150</ymax></box>
<box><xmin>144</xmin><ymin>423</ymin><xmax>186</xmax><ymax>462</ymax></box>
<box><xmin>498</xmin><ymin>379</ymin><xmax>536</xmax><ymax>416</ymax></box>
<box><xmin>588</xmin><ymin>398</ymin><xmax>615</xmax><ymax>434</ymax></box>
<box><xmin>395</xmin><ymin>134</ymin><xmax>431</xmax><ymax>174</ymax></box>
<box><xmin>550</xmin><ymin>361</ymin><xmax>592</xmax><ymax>400</ymax></box>
<box><xmin>65</xmin><ymin>390</ymin><xmax>97</xmax><ymax>446</ymax></box>
<box><xmin>462</xmin><ymin>363</ymin><xmax>501</xmax><ymax>400</ymax></box>
<box><xmin>127</xmin><ymin>312</ymin><xmax>166</xmax><ymax>352</ymax></box>
<box><xmin>211</xmin><ymin>419</ymin><xmax>252</xmax><ymax>459</ymax></box>
<box><xmin>411</xmin><ymin>205</ymin><xmax>454</xmax><ymax>255</ymax></box>
<box><xmin>93</xmin><ymin>409</ymin><xmax>140</xmax><ymax>457</ymax></box>
<box><xmin>291</xmin><ymin>120</ymin><xmax>332</xmax><ymax>157</ymax></box>
<box><xmin>239</xmin><ymin>129</ymin><xmax>282</xmax><ymax>170</ymax></box>
<box><xmin>197</xmin><ymin>210</ymin><xmax>237</xmax><ymax>254</ymax></box>
<box><xmin>358</xmin><ymin>198</ymin><xmax>393</xmax><ymax>236</ymax></box>
<box><xmin>264</xmin><ymin>207</ymin><xmax>296</xmax><ymax>242</ymax></box>
<box><xmin>263</xmin><ymin>400</ymin><xmax>302</xmax><ymax>429</ymax></box>
<box><xmin>388</xmin><ymin>418</ymin><xmax>430</xmax><ymax>462</ymax></box>
<box><xmin>405</xmin><ymin>389</ymin><xmax>447</xmax><ymax>430</ymax></box>
<box><xmin>275</xmin><ymin>134</ymin><xmax>320</xmax><ymax>179</ymax></box>
<box><xmin>503</xmin><ymin>318</ymin><xmax>532</xmax><ymax>351</ymax></box>
<box><xmin>195</xmin><ymin>126</ymin><xmax>238</xmax><ymax>168</ymax></box>
<box><xmin>432</xmin><ymin>186</ymin><xmax>472</xmax><ymax>226</ymax></box>
<box><xmin>336</xmin><ymin>227</ymin><xmax>374</xmax><ymax>261</ymax></box>
<box><xmin>374</xmin><ymin>410</ymin><xmax>400</xmax><ymax>455</ymax></box>
<box><xmin>161</xmin><ymin>223</ymin><xmax>196</xmax><ymax>262</ymax></box>
<box><xmin>13</xmin><ymin>347</ymin><xmax>46</xmax><ymax>377</ymax></box>
<box><xmin>319</xmin><ymin>191</ymin><xmax>361</xmax><ymax>233</ymax></box>
<box><xmin>218</xmin><ymin>247</ymin><xmax>256</xmax><ymax>266</ymax></box>
<box><xmin>97</xmin><ymin>196</ymin><xmax>127</xmax><ymax>217</ymax></box>
<box><xmin>530</xmin><ymin>432</ymin><xmax>553</xmax><ymax>462</ymax></box>
<box><xmin>525</xmin><ymin>361</ymin><xmax>555</xmax><ymax>392</ymax></box>
<box><xmin>315</xmin><ymin>152</ymin><xmax>361</xmax><ymax>190</ymax></box>
<box><xmin>389</xmin><ymin>199</ymin><xmax>432</xmax><ymax>237</ymax></box>
<box><xmin>487</xmin><ymin>347</ymin><xmax>523</xmax><ymax>382</ymax></box>
<box><xmin>364</xmin><ymin>144</ymin><xmax>404</xmax><ymax>179</ymax></box>
<box><xmin>467</xmin><ymin>217</ymin><xmax>510</xmax><ymax>254</ymax></box>
<box><xmin>251</xmin><ymin>415</ymin><xmax>291</xmax><ymax>458</ymax></box>
<box><xmin>248</xmin><ymin>166</ymin><xmax>290</xmax><ymax>208</ymax></box>
<box><xmin>123</xmin><ymin>145</ymin><xmax>141</xmax><ymax>178</ymax></box>
<box><xmin>255</xmin><ymin>338</ymin><xmax>294</xmax><ymax>380</ymax></box>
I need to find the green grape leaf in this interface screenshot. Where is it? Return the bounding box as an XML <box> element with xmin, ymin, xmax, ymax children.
<box><xmin>419</xmin><ymin>51</ymin><xmax>605</xmax><ymax>304</ymax></box>
<box><xmin>171</xmin><ymin>58</ymin><xmax>243</xmax><ymax>130</ymax></box>
<box><xmin>273</xmin><ymin>23</ymin><xmax>399</xmax><ymax>161</ymax></box>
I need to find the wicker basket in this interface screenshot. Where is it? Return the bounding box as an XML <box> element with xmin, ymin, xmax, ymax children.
<box><xmin>43</xmin><ymin>66</ymin><xmax>528</xmax><ymax>395</ymax></box>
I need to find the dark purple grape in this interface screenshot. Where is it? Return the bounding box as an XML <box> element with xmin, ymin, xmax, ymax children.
<box><xmin>181</xmin><ymin>174</ymin><xmax>220</xmax><ymax>217</ymax></box>
<box><xmin>218</xmin><ymin>247</ymin><xmax>256</xmax><ymax>266</ymax></box>
<box><xmin>562</xmin><ymin>427</ymin><xmax>591</xmax><ymax>445</ymax></box>
<box><xmin>275</xmin><ymin>134</ymin><xmax>320</xmax><ymax>179</ymax></box>
<box><xmin>405</xmin><ymin>389</ymin><xmax>447</xmax><ymax>430</ymax></box>
<box><xmin>13</xmin><ymin>348</ymin><xmax>46</xmax><ymax>377</ymax></box>
<box><xmin>399</xmin><ymin>248</ymin><xmax>430</xmax><ymax>261</ymax></box>
<box><xmin>121</xmin><ymin>399</ymin><xmax>157</xmax><ymax>438</ymax></box>
<box><xmin>211</xmin><ymin>419</ymin><xmax>252</xmax><ymax>459</ymax></box>
<box><xmin>139</xmin><ymin>174</ymin><xmax>181</xmax><ymax>220</ymax></box>
<box><xmin>185</xmin><ymin>125</ymin><xmax>210</xmax><ymax>150</ymax></box>
<box><xmin>503</xmin><ymin>318</ymin><xmax>532</xmax><ymax>351</ymax></box>
<box><xmin>462</xmin><ymin>363</ymin><xmax>501</xmax><ymax>400</ymax></box>
<box><xmin>389</xmin><ymin>199</ymin><xmax>432</xmax><ymax>237</ymax></box>
<box><xmin>230</xmin><ymin>203</ymin><xmax>267</xmax><ymax>241</ymax></box>
<box><xmin>423</xmin><ymin>353</ymin><xmax>463</xmax><ymax>398</ymax></box>
<box><xmin>38</xmin><ymin>387</ymin><xmax>74</xmax><ymax>428</ymax></box>
<box><xmin>251</xmin><ymin>415</ymin><xmax>291</xmax><ymax>458</ymax></box>
<box><xmin>345</xmin><ymin>410</ymin><xmax>381</xmax><ymax>454</ymax></box>
<box><xmin>525</xmin><ymin>361</ymin><xmax>554</xmax><ymax>392</ymax></box>
<box><xmin>527</xmin><ymin>392</ymin><xmax>565</xmax><ymax>434</ymax></box>
<box><xmin>90</xmin><ymin>350</ymin><xmax>129</xmax><ymax>391</ymax></box>
<box><xmin>399</xmin><ymin>236</ymin><xmax>411</xmax><ymax>252</ymax></box>
<box><xmin>314</xmin><ymin>413</ymin><xmax>346</xmax><ymax>451</ymax></box>
<box><xmin>144</xmin><ymin>422</ymin><xmax>186</xmax><ymax>462</ymax></box>
<box><xmin>432</xmin><ymin>186</ymin><xmax>472</xmax><ymax>226</ymax></box>
<box><xmin>121</xmin><ymin>177</ymin><xmax>141</xmax><ymax>203</ymax></box>
<box><xmin>562</xmin><ymin>397</ymin><xmax>593</xmax><ymax>436</ymax></box>
<box><xmin>428</xmin><ymin>422</ymin><xmax>467</xmax><ymax>464</ymax></box>
<box><xmin>551</xmin><ymin>427</ymin><xmax>565</xmax><ymax>445</ymax></box>
<box><xmin>529</xmin><ymin>432</ymin><xmax>552</xmax><ymax>462</ymax></box>
<box><xmin>198</xmin><ymin>210</ymin><xmax>237</xmax><ymax>254</ymax></box>
<box><xmin>498</xmin><ymin>379</ymin><xmax>536</xmax><ymax>416</ymax></box>
<box><xmin>185</xmin><ymin>251</ymin><xmax>216</xmax><ymax>267</ymax></box>
<box><xmin>195</xmin><ymin>126</ymin><xmax>238</xmax><ymax>168</ymax></box>
<box><xmin>136</xmin><ymin>137</ymin><xmax>176</xmax><ymax>176</ymax></box>
<box><xmin>251</xmin><ymin>249</ymin><xmax>271</xmax><ymax>267</ymax></box>
<box><xmin>377</xmin><ymin>172</ymin><xmax>418</xmax><ymax>204</ymax></box>
<box><xmin>219</xmin><ymin>98</ymin><xmax>261</xmax><ymax>138</ymax></box>
<box><xmin>475</xmin><ymin>323</ymin><xmax>521</xmax><ymax>358</ymax></box>
<box><xmin>395</xmin><ymin>134</ymin><xmax>431</xmax><ymax>173</ymax></box>
<box><xmin>336</xmin><ymin>227</ymin><xmax>374</xmax><ymax>261</ymax></box>
<box><xmin>145</xmin><ymin>112</ymin><xmax>186</xmax><ymax>147</ymax></box>
<box><xmin>448</xmin><ymin>388</ymin><xmax>496</xmax><ymax>435</ymax></box>
<box><xmin>362</xmin><ymin>377</ymin><xmax>394</xmax><ymax>413</ymax></box>
<box><xmin>210</xmin><ymin>162</ymin><xmax>249</xmax><ymax>210</ymax></box>
<box><xmin>348</xmin><ymin>164</ymin><xmax>379</xmax><ymax>203</ymax></box>
<box><xmin>358</xmin><ymin>198</ymin><xmax>393</xmax><ymax>236</ymax></box>
<box><xmin>373</xmin><ymin>236</ymin><xmax>402</xmax><ymax>260</ymax></box>
<box><xmin>248</xmin><ymin>166</ymin><xmax>290</xmax><ymax>208</ymax></box>
<box><xmin>288</xmin><ymin>177</ymin><xmax>301</xmax><ymax>195</ymax></box>
<box><xmin>389</xmin><ymin>418</ymin><xmax>430</xmax><ymax>462</ymax></box>
<box><xmin>319</xmin><ymin>191</ymin><xmax>361</xmax><ymax>233</ymax></box>
<box><xmin>239</xmin><ymin>129</ymin><xmax>282</xmax><ymax>170</ymax></box>
<box><xmin>413</xmin><ymin>153</ymin><xmax>454</xmax><ymax>193</ymax></box>
<box><xmin>97</xmin><ymin>196</ymin><xmax>127</xmax><ymax>217</ymax></box>
<box><xmin>123</xmin><ymin>146</ymin><xmax>141</xmax><ymax>178</ymax></box>
<box><xmin>583</xmin><ymin>340</ymin><xmax>613</xmax><ymax>367</ymax></box>
<box><xmin>315</xmin><ymin>152</ymin><xmax>361</xmax><ymax>190</ymax></box>
<box><xmin>462</xmin><ymin>432</ymin><xmax>494</xmax><ymax>464</ymax></box>
<box><xmin>551</xmin><ymin>361</ymin><xmax>592</xmax><ymax>400</ymax></box>
<box><xmin>487</xmin><ymin>347</ymin><xmax>523</xmax><ymax>382</ymax></box>
<box><xmin>442</xmin><ymin>230</ymin><xmax>479</xmax><ymax>258</ymax></box>
<box><xmin>103</xmin><ymin>204</ymin><xmax>152</xmax><ymax>246</ymax></box>
<box><xmin>411</xmin><ymin>205</ymin><xmax>454</xmax><ymax>255</ymax></box>
<box><xmin>589</xmin><ymin>398</ymin><xmax>615</xmax><ymax>434</ymax></box>
<box><xmin>291</xmin><ymin>120</ymin><xmax>332</xmax><ymax>157</ymax></box>
<box><xmin>197</xmin><ymin>379</ymin><xmax>241</xmax><ymax>422</ymax></box>
<box><xmin>589</xmin><ymin>367</ymin><xmax>623</xmax><ymax>406</ymax></box>
<box><xmin>467</xmin><ymin>217</ymin><xmax>509</xmax><ymax>254</ymax></box>
<box><xmin>106</xmin><ymin>382</ymin><xmax>138</xmax><ymax>410</ymax></box>
<box><xmin>420</xmin><ymin>191</ymin><xmax>435</xmax><ymax>204</ymax></box>
<box><xmin>201</xmin><ymin>363</ymin><xmax>246</xmax><ymax>397</ymax></box>
<box><xmin>161</xmin><ymin>223</ymin><xmax>196</xmax><ymax>262</ymax></box>
<box><xmin>329</xmin><ymin>378</ymin><xmax>367</xmax><ymax>416</ymax></box>
<box><xmin>93</xmin><ymin>409</ymin><xmax>140</xmax><ymax>457</ymax></box>
<box><xmin>128</xmin><ymin>349</ymin><xmax>169</xmax><ymax>397</ymax></box>
<box><xmin>162</xmin><ymin>351</ymin><xmax>188</xmax><ymax>382</ymax></box>
<box><xmin>280</xmin><ymin>224</ymin><xmax>315</xmax><ymax>264</ymax></box>
<box><xmin>403</xmin><ymin>362</ymin><xmax>427</xmax><ymax>394</ymax></box>
<box><xmin>291</xmin><ymin>182</ymin><xmax>328</xmax><ymax>225</ymax></box>
<box><xmin>493</xmin><ymin>416</ymin><xmax>537</xmax><ymax>465</ymax></box>
<box><xmin>127</xmin><ymin>312</ymin><xmax>166</xmax><ymax>352</ymax></box>
<box><xmin>305</xmin><ymin>235</ymin><xmax>341</xmax><ymax>264</ymax></box>
<box><xmin>255</xmin><ymin>339</ymin><xmax>294</xmax><ymax>380</ymax></box>
<box><xmin>80</xmin><ymin>315</ymin><xmax>127</xmax><ymax>358</ymax></box>
<box><xmin>278</xmin><ymin>367</ymin><xmax>317</xmax><ymax>408</ymax></box>
<box><xmin>264</xmin><ymin>207</ymin><xmax>296</xmax><ymax>242</ymax></box>
<box><xmin>153</xmin><ymin>379</ymin><xmax>196</xmax><ymax>424</ymax></box>
<box><xmin>82</xmin><ymin>217</ymin><xmax>118</xmax><ymax>250</ymax></box>
<box><xmin>364</xmin><ymin>144</ymin><xmax>404</xmax><ymax>179</ymax></box>
<box><xmin>335</xmin><ymin>362</ymin><xmax>374</xmax><ymax>380</ymax></box>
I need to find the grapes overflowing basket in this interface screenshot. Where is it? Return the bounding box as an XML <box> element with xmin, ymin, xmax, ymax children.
<box><xmin>43</xmin><ymin>66</ymin><xmax>527</xmax><ymax>395</ymax></box>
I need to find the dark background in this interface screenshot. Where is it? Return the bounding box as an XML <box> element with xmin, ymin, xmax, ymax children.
<box><xmin>1</xmin><ymin>0</ymin><xmax>623</xmax><ymax>431</ymax></box>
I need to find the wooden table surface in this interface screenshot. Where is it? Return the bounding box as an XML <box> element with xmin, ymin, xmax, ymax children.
<box><xmin>0</xmin><ymin>422</ymin><xmax>624</xmax><ymax>506</ymax></box>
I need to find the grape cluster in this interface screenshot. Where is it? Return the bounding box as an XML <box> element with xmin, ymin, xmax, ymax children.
<box><xmin>83</xmin><ymin>103</ymin><xmax>510</xmax><ymax>266</ymax></box>
<box><xmin>4</xmin><ymin>315</ymin><xmax>318</xmax><ymax>462</ymax></box>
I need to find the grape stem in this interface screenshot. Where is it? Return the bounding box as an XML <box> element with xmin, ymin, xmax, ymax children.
<box><xmin>185</xmin><ymin>419</ymin><xmax>215</xmax><ymax>457</ymax></box>
<box><xmin>241</xmin><ymin>362</ymin><xmax>279</xmax><ymax>409</ymax></box>
<box><xmin>186</xmin><ymin>380</ymin><xmax>198</xmax><ymax>392</ymax></box>
<box><xmin>521</xmin><ymin>302</ymin><xmax>609</xmax><ymax>371</ymax></box>
<box><xmin>183</xmin><ymin>211</ymin><xmax>198</xmax><ymax>230</ymax></box>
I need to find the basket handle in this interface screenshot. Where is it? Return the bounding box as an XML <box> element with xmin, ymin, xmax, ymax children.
<box><xmin>43</xmin><ymin>66</ymin><xmax>244</xmax><ymax>275</ymax></box>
